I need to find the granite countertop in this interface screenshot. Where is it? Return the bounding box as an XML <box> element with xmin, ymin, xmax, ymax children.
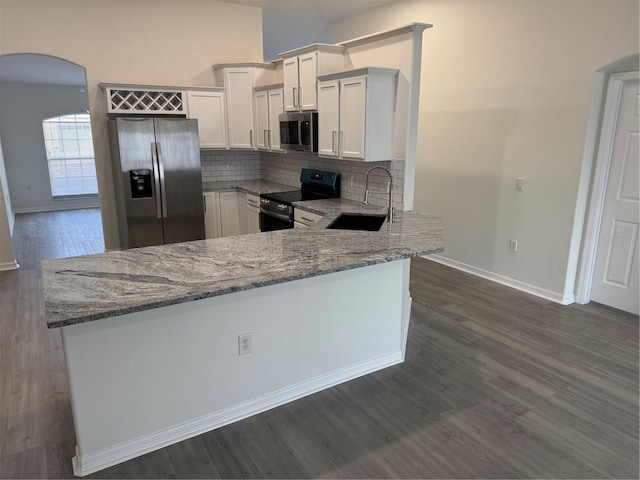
<box><xmin>43</xmin><ymin>203</ymin><xmax>443</xmax><ymax>328</ymax></box>
<box><xmin>202</xmin><ymin>179</ymin><xmax>292</xmax><ymax>195</ymax></box>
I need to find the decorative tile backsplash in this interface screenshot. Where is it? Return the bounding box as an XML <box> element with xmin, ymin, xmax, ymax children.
<box><xmin>260</xmin><ymin>152</ymin><xmax>404</xmax><ymax>210</ymax></box>
<box><xmin>200</xmin><ymin>150</ymin><xmax>261</xmax><ymax>183</ymax></box>
<box><xmin>200</xmin><ymin>150</ymin><xmax>405</xmax><ymax>210</ymax></box>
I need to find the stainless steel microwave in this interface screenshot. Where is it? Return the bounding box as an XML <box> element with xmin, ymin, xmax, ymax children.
<box><xmin>279</xmin><ymin>112</ymin><xmax>318</xmax><ymax>152</ymax></box>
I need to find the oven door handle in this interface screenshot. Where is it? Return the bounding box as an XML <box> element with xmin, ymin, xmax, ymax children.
<box><xmin>260</xmin><ymin>207</ymin><xmax>292</xmax><ymax>222</ymax></box>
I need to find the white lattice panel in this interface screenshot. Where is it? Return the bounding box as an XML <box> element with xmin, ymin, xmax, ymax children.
<box><xmin>106</xmin><ymin>88</ymin><xmax>186</xmax><ymax>114</ymax></box>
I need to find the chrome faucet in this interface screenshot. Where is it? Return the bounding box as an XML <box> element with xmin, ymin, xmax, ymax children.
<box><xmin>363</xmin><ymin>165</ymin><xmax>394</xmax><ymax>223</ymax></box>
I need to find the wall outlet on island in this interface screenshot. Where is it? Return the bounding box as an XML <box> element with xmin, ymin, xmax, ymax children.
<box><xmin>238</xmin><ymin>332</ymin><xmax>252</xmax><ymax>355</ymax></box>
<box><xmin>509</xmin><ymin>239</ymin><xmax>518</xmax><ymax>252</ymax></box>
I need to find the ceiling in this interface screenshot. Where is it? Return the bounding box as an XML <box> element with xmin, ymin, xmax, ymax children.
<box><xmin>218</xmin><ymin>0</ymin><xmax>399</xmax><ymax>22</ymax></box>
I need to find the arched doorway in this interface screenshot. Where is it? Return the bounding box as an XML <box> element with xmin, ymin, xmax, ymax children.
<box><xmin>0</xmin><ymin>53</ymin><xmax>104</xmax><ymax>269</ymax></box>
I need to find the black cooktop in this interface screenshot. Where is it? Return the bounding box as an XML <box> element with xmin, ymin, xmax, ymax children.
<box><xmin>261</xmin><ymin>169</ymin><xmax>341</xmax><ymax>206</ymax></box>
<box><xmin>261</xmin><ymin>190</ymin><xmax>320</xmax><ymax>205</ymax></box>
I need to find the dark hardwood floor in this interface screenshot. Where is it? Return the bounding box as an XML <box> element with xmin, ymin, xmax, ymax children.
<box><xmin>1</xmin><ymin>209</ymin><xmax>638</xmax><ymax>479</ymax></box>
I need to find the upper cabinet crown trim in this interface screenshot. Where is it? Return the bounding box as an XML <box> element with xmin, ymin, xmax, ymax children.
<box><xmin>338</xmin><ymin>22</ymin><xmax>433</xmax><ymax>49</ymax></box>
<box><xmin>99</xmin><ymin>82</ymin><xmax>222</xmax><ymax>92</ymax></box>
<box><xmin>317</xmin><ymin>67</ymin><xmax>398</xmax><ymax>82</ymax></box>
<box><xmin>278</xmin><ymin>43</ymin><xmax>346</xmax><ymax>59</ymax></box>
<box><xmin>212</xmin><ymin>62</ymin><xmax>275</xmax><ymax>70</ymax></box>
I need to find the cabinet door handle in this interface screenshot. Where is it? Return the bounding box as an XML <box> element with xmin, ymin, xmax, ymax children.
<box><xmin>268</xmin><ymin>129</ymin><xmax>272</xmax><ymax>148</ymax></box>
<box><xmin>339</xmin><ymin>131</ymin><xmax>344</xmax><ymax>156</ymax></box>
<box><xmin>298</xmin><ymin>86</ymin><xmax>302</xmax><ymax>109</ymax></box>
<box><xmin>250</xmin><ymin>129</ymin><xmax>253</xmax><ymax>147</ymax></box>
<box><xmin>332</xmin><ymin>130</ymin><xmax>337</xmax><ymax>154</ymax></box>
<box><xmin>264</xmin><ymin>129</ymin><xmax>268</xmax><ymax>148</ymax></box>
<box><xmin>293</xmin><ymin>87</ymin><xmax>297</xmax><ymax>108</ymax></box>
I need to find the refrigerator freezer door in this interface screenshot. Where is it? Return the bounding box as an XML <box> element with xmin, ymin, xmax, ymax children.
<box><xmin>114</xmin><ymin>117</ymin><xmax>165</xmax><ymax>248</ymax></box>
<box><xmin>153</xmin><ymin>118</ymin><xmax>205</xmax><ymax>244</ymax></box>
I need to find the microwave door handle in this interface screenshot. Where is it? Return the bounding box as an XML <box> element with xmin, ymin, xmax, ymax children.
<box><xmin>298</xmin><ymin>121</ymin><xmax>303</xmax><ymax>147</ymax></box>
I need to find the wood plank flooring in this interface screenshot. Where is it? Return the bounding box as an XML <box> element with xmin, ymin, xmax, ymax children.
<box><xmin>0</xmin><ymin>209</ymin><xmax>637</xmax><ymax>479</ymax></box>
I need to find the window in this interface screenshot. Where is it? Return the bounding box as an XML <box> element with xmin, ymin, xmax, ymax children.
<box><xmin>42</xmin><ymin>114</ymin><xmax>98</xmax><ymax>197</ymax></box>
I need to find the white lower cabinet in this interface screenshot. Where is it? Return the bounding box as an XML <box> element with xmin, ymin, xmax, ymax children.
<box><xmin>294</xmin><ymin>208</ymin><xmax>323</xmax><ymax>228</ymax></box>
<box><xmin>204</xmin><ymin>191</ymin><xmax>247</xmax><ymax>239</ymax></box>
<box><xmin>203</xmin><ymin>192</ymin><xmax>222</xmax><ymax>239</ymax></box>
<box><xmin>237</xmin><ymin>192</ymin><xmax>248</xmax><ymax>235</ymax></box>
<box><xmin>246</xmin><ymin>194</ymin><xmax>261</xmax><ymax>234</ymax></box>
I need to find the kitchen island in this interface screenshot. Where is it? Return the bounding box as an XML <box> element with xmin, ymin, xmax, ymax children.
<box><xmin>43</xmin><ymin>210</ymin><xmax>443</xmax><ymax>476</ymax></box>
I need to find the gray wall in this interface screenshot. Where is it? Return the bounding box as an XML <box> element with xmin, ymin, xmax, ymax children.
<box><xmin>262</xmin><ymin>9</ymin><xmax>331</xmax><ymax>61</ymax></box>
<box><xmin>0</xmin><ymin>136</ymin><xmax>17</xmax><ymax>270</ymax></box>
<box><xmin>0</xmin><ymin>81</ymin><xmax>98</xmax><ymax>213</ymax></box>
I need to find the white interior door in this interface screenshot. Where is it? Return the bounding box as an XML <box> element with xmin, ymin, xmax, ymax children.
<box><xmin>590</xmin><ymin>72</ymin><xmax>639</xmax><ymax>314</ymax></box>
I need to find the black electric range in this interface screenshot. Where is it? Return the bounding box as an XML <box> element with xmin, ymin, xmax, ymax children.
<box><xmin>259</xmin><ymin>169</ymin><xmax>340</xmax><ymax>231</ymax></box>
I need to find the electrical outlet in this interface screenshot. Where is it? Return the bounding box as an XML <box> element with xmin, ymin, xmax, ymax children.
<box><xmin>509</xmin><ymin>239</ymin><xmax>518</xmax><ymax>252</ymax></box>
<box><xmin>238</xmin><ymin>332</ymin><xmax>252</xmax><ymax>355</ymax></box>
<box><xmin>27</xmin><ymin>185</ymin><xmax>33</xmax><ymax>191</ymax></box>
<box><xmin>515</xmin><ymin>177</ymin><xmax>525</xmax><ymax>191</ymax></box>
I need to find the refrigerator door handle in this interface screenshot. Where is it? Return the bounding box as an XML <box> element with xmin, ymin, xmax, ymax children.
<box><xmin>151</xmin><ymin>142</ymin><xmax>162</xmax><ymax>219</ymax></box>
<box><xmin>156</xmin><ymin>143</ymin><xmax>168</xmax><ymax>219</ymax></box>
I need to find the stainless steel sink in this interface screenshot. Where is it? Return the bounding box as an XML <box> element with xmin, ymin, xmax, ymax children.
<box><xmin>326</xmin><ymin>213</ymin><xmax>387</xmax><ymax>231</ymax></box>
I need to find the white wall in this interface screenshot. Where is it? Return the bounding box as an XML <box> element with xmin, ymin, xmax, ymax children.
<box><xmin>0</xmin><ymin>137</ymin><xmax>17</xmax><ymax>270</ymax></box>
<box><xmin>332</xmin><ymin>0</ymin><xmax>639</xmax><ymax>297</ymax></box>
<box><xmin>0</xmin><ymin>0</ymin><xmax>263</xmax><ymax>250</ymax></box>
<box><xmin>262</xmin><ymin>9</ymin><xmax>331</xmax><ymax>61</ymax></box>
<box><xmin>0</xmin><ymin>82</ymin><xmax>97</xmax><ymax>213</ymax></box>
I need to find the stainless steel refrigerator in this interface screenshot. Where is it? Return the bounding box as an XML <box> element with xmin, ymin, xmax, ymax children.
<box><xmin>109</xmin><ymin>117</ymin><xmax>205</xmax><ymax>249</ymax></box>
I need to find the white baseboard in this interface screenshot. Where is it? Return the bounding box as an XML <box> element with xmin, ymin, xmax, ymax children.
<box><xmin>13</xmin><ymin>203</ymin><xmax>99</xmax><ymax>214</ymax></box>
<box><xmin>0</xmin><ymin>260</ymin><xmax>19</xmax><ymax>271</ymax></box>
<box><xmin>424</xmin><ymin>254</ymin><xmax>575</xmax><ymax>305</ymax></box>
<box><xmin>72</xmin><ymin>351</ymin><xmax>403</xmax><ymax>477</ymax></box>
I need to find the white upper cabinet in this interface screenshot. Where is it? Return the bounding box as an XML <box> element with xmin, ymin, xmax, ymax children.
<box><xmin>317</xmin><ymin>81</ymin><xmax>340</xmax><ymax>157</ymax></box>
<box><xmin>283</xmin><ymin>57</ymin><xmax>300</xmax><ymax>112</ymax></box>
<box><xmin>223</xmin><ymin>67</ymin><xmax>255</xmax><ymax>149</ymax></box>
<box><xmin>317</xmin><ymin>68</ymin><xmax>398</xmax><ymax>162</ymax></box>
<box><xmin>187</xmin><ymin>90</ymin><xmax>227</xmax><ymax>149</ymax></box>
<box><xmin>280</xmin><ymin>44</ymin><xmax>345</xmax><ymax>113</ymax></box>
<box><xmin>267</xmin><ymin>89</ymin><xmax>284</xmax><ymax>151</ymax></box>
<box><xmin>254</xmin><ymin>90</ymin><xmax>269</xmax><ymax>150</ymax></box>
<box><xmin>253</xmin><ymin>85</ymin><xmax>284</xmax><ymax>152</ymax></box>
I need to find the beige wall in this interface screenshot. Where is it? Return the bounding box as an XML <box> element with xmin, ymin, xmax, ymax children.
<box><xmin>0</xmin><ymin>0</ymin><xmax>263</xmax><ymax>249</ymax></box>
<box><xmin>332</xmin><ymin>0</ymin><xmax>639</xmax><ymax>296</ymax></box>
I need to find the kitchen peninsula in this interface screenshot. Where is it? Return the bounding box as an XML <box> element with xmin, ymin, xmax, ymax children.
<box><xmin>43</xmin><ymin>209</ymin><xmax>442</xmax><ymax>476</ymax></box>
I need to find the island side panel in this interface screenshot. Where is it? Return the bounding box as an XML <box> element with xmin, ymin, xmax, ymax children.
<box><xmin>60</xmin><ymin>260</ymin><xmax>409</xmax><ymax>476</ymax></box>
